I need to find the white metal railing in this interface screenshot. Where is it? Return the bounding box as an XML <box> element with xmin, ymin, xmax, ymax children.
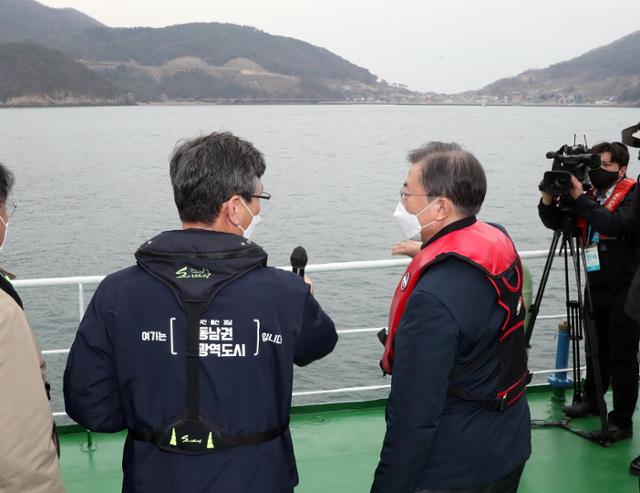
<box><xmin>14</xmin><ymin>249</ymin><xmax>554</xmax><ymax>289</ymax></box>
<box><xmin>44</xmin><ymin>321</ymin><xmax>568</xmax><ymax>357</ymax></box>
<box><xmin>14</xmin><ymin>249</ymin><xmax>575</xmax><ymax>419</ymax></box>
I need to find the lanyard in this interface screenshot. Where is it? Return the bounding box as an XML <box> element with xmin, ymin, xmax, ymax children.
<box><xmin>587</xmin><ymin>226</ymin><xmax>600</xmax><ymax>245</ymax></box>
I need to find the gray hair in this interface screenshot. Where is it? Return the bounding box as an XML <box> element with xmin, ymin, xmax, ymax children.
<box><xmin>170</xmin><ymin>132</ymin><xmax>266</xmax><ymax>223</ymax></box>
<box><xmin>0</xmin><ymin>162</ymin><xmax>15</xmax><ymax>203</ymax></box>
<box><xmin>408</xmin><ymin>142</ymin><xmax>487</xmax><ymax>216</ymax></box>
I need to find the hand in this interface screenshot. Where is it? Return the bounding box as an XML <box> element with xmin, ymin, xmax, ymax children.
<box><xmin>539</xmin><ymin>179</ymin><xmax>554</xmax><ymax>205</ymax></box>
<box><xmin>570</xmin><ymin>175</ymin><xmax>584</xmax><ymax>200</ymax></box>
<box><xmin>304</xmin><ymin>275</ymin><xmax>315</xmax><ymax>295</ymax></box>
<box><xmin>391</xmin><ymin>240</ymin><xmax>421</xmax><ymax>258</ymax></box>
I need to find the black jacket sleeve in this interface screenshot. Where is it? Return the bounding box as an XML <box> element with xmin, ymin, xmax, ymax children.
<box><xmin>63</xmin><ymin>280</ymin><xmax>125</xmax><ymax>432</ymax></box>
<box><xmin>538</xmin><ymin>185</ymin><xmax>637</xmax><ymax>237</ymax></box>
<box><xmin>293</xmin><ymin>288</ymin><xmax>338</xmax><ymax>366</ymax></box>
<box><xmin>632</xmin><ymin>182</ymin><xmax>640</xmax><ymax>233</ymax></box>
<box><xmin>371</xmin><ymin>285</ymin><xmax>458</xmax><ymax>493</ymax></box>
<box><xmin>625</xmin><ymin>184</ymin><xmax>640</xmax><ymax>323</ymax></box>
<box><xmin>573</xmin><ymin>186</ymin><xmax>636</xmax><ymax>237</ymax></box>
<box><xmin>626</xmin><ymin>268</ymin><xmax>640</xmax><ymax>325</ymax></box>
<box><xmin>622</xmin><ymin>122</ymin><xmax>640</xmax><ymax>148</ymax></box>
<box><xmin>537</xmin><ymin>198</ymin><xmax>566</xmax><ymax>230</ymax></box>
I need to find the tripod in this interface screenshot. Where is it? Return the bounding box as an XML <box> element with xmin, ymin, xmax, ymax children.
<box><xmin>525</xmin><ymin>212</ymin><xmax>611</xmax><ymax>446</ymax></box>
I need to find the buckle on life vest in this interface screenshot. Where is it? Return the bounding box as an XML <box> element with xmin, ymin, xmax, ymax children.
<box><xmin>486</xmin><ymin>394</ymin><xmax>509</xmax><ymax>412</ymax></box>
<box><xmin>498</xmin><ymin>394</ymin><xmax>508</xmax><ymax>412</ymax></box>
<box><xmin>129</xmin><ymin>415</ymin><xmax>290</xmax><ymax>456</ymax></box>
<box><xmin>489</xmin><ymin>373</ymin><xmax>529</xmax><ymax>412</ymax></box>
<box><xmin>156</xmin><ymin>417</ymin><xmax>222</xmax><ymax>455</ymax></box>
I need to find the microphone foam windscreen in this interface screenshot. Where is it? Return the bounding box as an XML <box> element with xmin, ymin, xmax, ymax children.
<box><xmin>290</xmin><ymin>246</ymin><xmax>308</xmax><ymax>268</ymax></box>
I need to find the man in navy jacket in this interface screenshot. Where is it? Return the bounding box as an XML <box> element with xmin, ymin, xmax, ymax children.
<box><xmin>372</xmin><ymin>142</ymin><xmax>531</xmax><ymax>493</ymax></box>
<box><xmin>64</xmin><ymin>132</ymin><xmax>338</xmax><ymax>493</ymax></box>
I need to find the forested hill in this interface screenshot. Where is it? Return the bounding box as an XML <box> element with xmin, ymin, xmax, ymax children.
<box><xmin>0</xmin><ymin>0</ymin><xmax>103</xmax><ymax>43</ymax></box>
<box><xmin>0</xmin><ymin>42</ymin><xmax>129</xmax><ymax>106</ymax></box>
<box><xmin>466</xmin><ymin>29</ymin><xmax>640</xmax><ymax>105</ymax></box>
<box><xmin>0</xmin><ymin>0</ymin><xmax>383</xmax><ymax>102</ymax></box>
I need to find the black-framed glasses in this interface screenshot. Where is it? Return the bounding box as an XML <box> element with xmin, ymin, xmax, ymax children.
<box><xmin>227</xmin><ymin>192</ymin><xmax>272</xmax><ymax>203</ymax></box>
<box><xmin>251</xmin><ymin>192</ymin><xmax>271</xmax><ymax>201</ymax></box>
<box><xmin>4</xmin><ymin>200</ymin><xmax>16</xmax><ymax>218</ymax></box>
<box><xmin>400</xmin><ymin>188</ymin><xmax>428</xmax><ymax>201</ymax></box>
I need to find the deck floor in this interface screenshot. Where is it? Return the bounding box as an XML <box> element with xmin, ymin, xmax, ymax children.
<box><xmin>59</xmin><ymin>388</ymin><xmax>640</xmax><ymax>492</ymax></box>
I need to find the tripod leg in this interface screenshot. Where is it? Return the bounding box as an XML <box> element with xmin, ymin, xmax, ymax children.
<box><xmin>559</xmin><ymin>235</ymin><xmax>582</xmax><ymax>404</ymax></box>
<box><xmin>570</xmin><ymin>236</ymin><xmax>609</xmax><ymax>443</ymax></box>
<box><xmin>569</xmin><ymin>300</ymin><xmax>582</xmax><ymax>402</ymax></box>
<box><xmin>574</xmin><ymin>305</ymin><xmax>583</xmax><ymax>401</ymax></box>
<box><xmin>525</xmin><ymin>230</ymin><xmax>561</xmax><ymax>347</ymax></box>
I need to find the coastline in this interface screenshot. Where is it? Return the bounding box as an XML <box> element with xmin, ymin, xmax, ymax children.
<box><xmin>1</xmin><ymin>100</ymin><xmax>639</xmax><ymax>109</ymax></box>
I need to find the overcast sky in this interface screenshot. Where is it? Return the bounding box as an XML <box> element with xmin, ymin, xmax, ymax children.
<box><xmin>40</xmin><ymin>0</ymin><xmax>640</xmax><ymax>93</ymax></box>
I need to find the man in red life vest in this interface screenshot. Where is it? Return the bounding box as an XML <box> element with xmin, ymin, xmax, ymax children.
<box><xmin>539</xmin><ymin>141</ymin><xmax>639</xmax><ymax>443</ymax></box>
<box><xmin>371</xmin><ymin>142</ymin><xmax>531</xmax><ymax>493</ymax></box>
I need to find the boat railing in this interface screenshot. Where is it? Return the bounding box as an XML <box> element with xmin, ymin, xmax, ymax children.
<box><xmin>13</xmin><ymin>249</ymin><xmax>573</xmax><ymax>419</ymax></box>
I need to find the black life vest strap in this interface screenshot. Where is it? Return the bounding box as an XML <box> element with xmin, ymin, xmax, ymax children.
<box><xmin>447</xmin><ymin>371</ymin><xmax>529</xmax><ymax>412</ymax></box>
<box><xmin>130</xmin><ymin>301</ymin><xmax>289</xmax><ymax>454</ymax></box>
<box><xmin>185</xmin><ymin>302</ymin><xmax>204</xmax><ymax>420</ymax></box>
<box><xmin>128</xmin><ymin>420</ymin><xmax>290</xmax><ymax>450</ymax></box>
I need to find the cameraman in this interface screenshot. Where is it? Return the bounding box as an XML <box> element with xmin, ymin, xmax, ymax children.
<box><xmin>622</xmin><ymin>122</ymin><xmax>640</xmax><ymax>475</ymax></box>
<box><xmin>538</xmin><ymin>141</ymin><xmax>638</xmax><ymax>443</ymax></box>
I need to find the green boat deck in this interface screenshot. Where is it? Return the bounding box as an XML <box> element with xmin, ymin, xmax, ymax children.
<box><xmin>59</xmin><ymin>386</ymin><xmax>639</xmax><ymax>492</ymax></box>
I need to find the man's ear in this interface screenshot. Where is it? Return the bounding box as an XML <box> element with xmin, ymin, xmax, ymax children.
<box><xmin>225</xmin><ymin>196</ymin><xmax>242</xmax><ymax>226</ymax></box>
<box><xmin>436</xmin><ymin>198</ymin><xmax>452</xmax><ymax>220</ymax></box>
<box><xmin>620</xmin><ymin>166</ymin><xmax>628</xmax><ymax>179</ymax></box>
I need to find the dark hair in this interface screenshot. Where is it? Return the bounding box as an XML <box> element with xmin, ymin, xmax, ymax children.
<box><xmin>408</xmin><ymin>142</ymin><xmax>487</xmax><ymax>216</ymax></box>
<box><xmin>0</xmin><ymin>162</ymin><xmax>15</xmax><ymax>203</ymax></box>
<box><xmin>170</xmin><ymin>132</ymin><xmax>266</xmax><ymax>223</ymax></box>
<box><xmin>590</xmin><ymin>141</ymin><xmax>629</xmax><ymax>167</ymax></box>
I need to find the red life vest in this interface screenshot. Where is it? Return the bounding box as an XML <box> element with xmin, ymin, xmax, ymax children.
<box><xmin>380</xmin><ymin>220</ymin><xmax>529</xmax><ymax>411</ymax></box>
<box><xmin>576</xmin><ymin>177</ymin><xmax>636</xmax><ymax>242</ymax></box>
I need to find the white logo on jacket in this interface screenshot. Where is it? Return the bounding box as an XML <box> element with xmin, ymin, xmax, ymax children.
<box><xmin>401</xmin><ymin>272</ymin><xmax>411</xmax><ymax>291</ymax></box>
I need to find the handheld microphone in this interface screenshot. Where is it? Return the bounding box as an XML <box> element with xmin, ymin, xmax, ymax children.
<box><xmin>290</xmin><ymin>246</ymin><xmax>308</xmax><ymax>277</ymax></box>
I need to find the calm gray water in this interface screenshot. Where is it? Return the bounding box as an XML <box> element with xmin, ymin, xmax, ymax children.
<box><xmin>0</xmin><ymin>104</ymin><xmax>638</xmax><ymax>414</ymax></box>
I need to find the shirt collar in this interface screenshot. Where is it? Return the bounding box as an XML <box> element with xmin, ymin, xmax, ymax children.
<box><xmin>594</xmin><ymin>176</ymin><xmax>625</xmax><ymax>203</ymax></box>
<box><xmin>422</xmin><ymin>216</ymin><xmax>477</xmax><ymax>249</ymax></box>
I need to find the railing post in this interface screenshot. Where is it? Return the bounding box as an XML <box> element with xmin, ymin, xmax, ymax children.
<box><xmin>78</xmin><ymin>283</ymin><xmax>85</xmax><ymax>321</ymax></box>
<box><xmin>81</xmin><ymin>429</ymin><xmax>97</xmax><ymax>453</ymax></box>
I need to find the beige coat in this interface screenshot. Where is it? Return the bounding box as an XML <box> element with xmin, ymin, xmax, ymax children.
<box><xmin>0</xmin><ymin>289</ymin><xmax>65</xmax><ymax>492</ymax></box>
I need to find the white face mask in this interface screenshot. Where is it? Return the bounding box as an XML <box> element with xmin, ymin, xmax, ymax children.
<box><xmin>393</xmin><ymin>199</ymin><xmax>440</xmax><ymax>241</ymax></box>
<box><xmin>0</xmin><ymin>215</ymin><xmax>8</xmax><ymax>253</ymax></box>
<box><xmin>237</xmin><ymin>198</ymin><xmax>262</xmax><ymax>241</ymax></box>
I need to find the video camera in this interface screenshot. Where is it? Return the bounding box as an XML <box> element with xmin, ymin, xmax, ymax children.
<box><xmin>539</xmin><ymin>136</ymin><xmax>601</xmax><ymax>197</ymax></box>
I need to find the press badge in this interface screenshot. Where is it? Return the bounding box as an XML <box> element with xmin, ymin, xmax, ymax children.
<box><xmin>585</xmin><ymin>245</ymin><xmax>601</xmax><ymax>272</ymax></box>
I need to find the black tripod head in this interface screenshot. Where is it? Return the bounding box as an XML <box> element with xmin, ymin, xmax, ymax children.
<box><xmin>554</xmin><ymin>208</ymin><xmax>582</xmax><ymax>239</ymax></box>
